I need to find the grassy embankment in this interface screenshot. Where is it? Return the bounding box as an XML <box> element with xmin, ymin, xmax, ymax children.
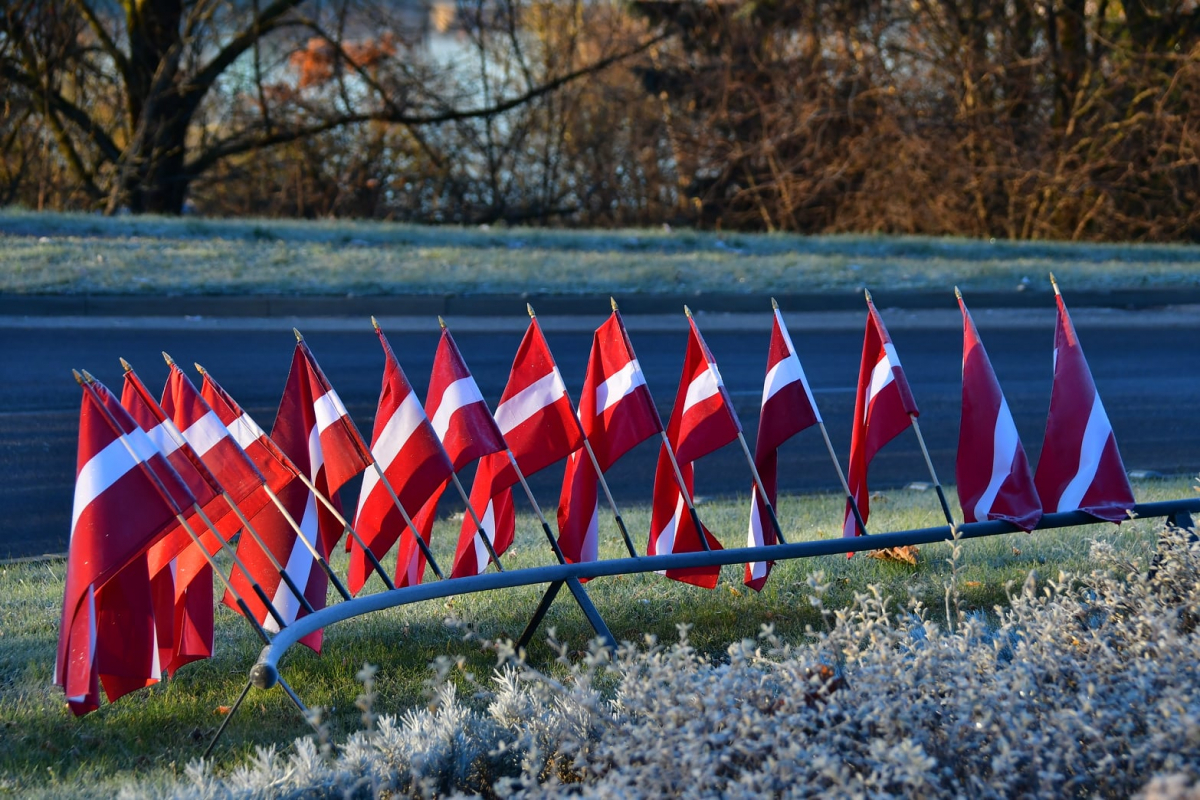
<box><xmin>1</xmin><ymin>477</ymin><xmax>1194</xmax><ymax>797</ymax></box>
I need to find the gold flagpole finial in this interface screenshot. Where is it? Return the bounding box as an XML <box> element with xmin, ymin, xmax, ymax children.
<box><xmin>194</xmin><ymin>362</ymin><xmax>208</xmax><ymax>376</ymax></box>
<box><xmin>610</xmin><ymin>296</ymin><xmax>619</xmax><ymax>312</ymax></box>
<box><xmin>293</xmin><ymin>327</ymin><xmax>304</xmax><ymax>342</ymax></box>
<box><xmin>370</xmin><ymin>315</ymin><xmax>380</xmax><ymax>332</ymax></box>
<box><xmin>526</xmin><ymin>302</ymin><xmax>536</xmax><ymax>318</ymax></box>
<box><xmin>119</xmin><ymin>357</ymin><xmax>133</xmax><ymax>373</ymax></box>
<box><xmin>770</xmin><ymin>297</ymin><xmax>779</xmax><ymax>311</ymax></box>
<box><xmin>683</xmin><ymin>304</ymin><xmax>693</xmax><ymax>318</ymax></box>
<box><xmin>162</xmin><ymin>351</ymin><xmax>175</xmax><ymax>367</ymax></box>
<box><xmin>81</xmin><ymin>369</ymin><xmax>97</xmax><ymax>384</ymax></box>
<box><xmin>438</xmin><ymin>315</ymin><xmax>447</xmax><ymax>330</ymax></box>
<box><xmin>1049</xmin><ymin>272</ymin><xmax>1061</xmax><ymax>296</ymax></box>
<box><xmin>863</xmin><ymin>287</ymin><xmax>874</xmax><ymax>304</ymax></box>
<box><xmin>72</xmin><ymin>369</ymin><xmax>85</xmax><ymax>386</ymax></box>
<box><xmin>954</xmin><ymin>286</ymin><xmax>963</xmax><ymax>301</ymax></box>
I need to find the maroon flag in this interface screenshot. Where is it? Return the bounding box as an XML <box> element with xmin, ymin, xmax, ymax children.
<box><xmin>558</xmin><ymin>310</ymin><xmax>662</xmax><ymax>564</ymax></box>
<box><xmin>956</xmin><ymin>295</ymin><xmax>1042</xmax><ymax>531</ymax></box>
<box><xmin>745</xmin><ymin>307</ymin><xmax>820</xmax><ymax>590</ymax></box>
<box><xmin>1034</xmin><ymin>289</ymin><xmax>1135</xmax><ymax>521</ymax></box>
<box><xmin>647</xmin><ymin>315</ymin><xmax>739</xmax><ymax>589</ymax></box>
<box><xmin>451</xmin><ymin>319</ymin><xmax>583</xmax><ymax>577</ymax></box>
<box><xmin>55</xmin><ymin>377</ymin><xmax>193</xmax><ymax>716</ymax></box>
<box><xmin>347</xmin><ymin>325</ymin><xmax>454</xmax><ymax>595</ymax></box>
<box><xmin>843</xmin><ymin>297</ymin><xmax>919</xmax><ymax>540</ymax></box>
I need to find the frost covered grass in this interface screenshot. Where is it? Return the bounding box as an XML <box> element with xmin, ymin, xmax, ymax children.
<box><xmin>1</xmin><ymin>209</ymin><xmax>1199</xmax><ymax>297</ymax></box>
<box><xmin>0</xmin><ymin>476</ymin><xmax>1194</xmax><ymax>797</ymax></box>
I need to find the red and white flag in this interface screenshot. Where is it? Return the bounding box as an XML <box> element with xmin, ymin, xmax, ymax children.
<box><xmin>1034</xmin><ymin>290</ymin><xmax>1135</xmax><ymax>521</ymax></box>
<box><xmin>155</xmin><ymin>363</ymin><xmax>276</xmax><ymax>674</ymax></box>
<box><xmin>229</xmin><ymin>341</ymin><xmax>373</xmax><ymax>652</ymax></box>
<box><xmin>55</xmin><ymin>377</ymin><xmax>193</xmax><ymax>716</ymax></box>
<box><xmin>395</xmin><ymin>326</ymin><xmax>508</xmax><ymax>587</ymax></box>
<box><xmin>648</xmin><ymin>314</ymin><xmax>740</xmax><ymax>589</ymax></box>
<box><xmin>347</xmin><ymin>325</ymin><xmax>454</xmax><ymax>595</ymax></box>
<box><xmin>745</xmin><ymin>308</ymin><xmax>820</xmax><ymax>590</ymax></box>
<box><xmin>197</xmin><ymin>370</ymin><xmax>295</xmax><ymax>499</ymax></box>
<box><xmin>451</xmin><ymin>319</ymin><xmax>584</xmax><ymax>577</ymax></box>
<box><xmin>557</xmin><ymin>310</ymin><xmax>662</xmax><ymax>564</ymax></box>
<box><xmin>843</xmin><ymin>297</ymin><xmax>919</xmax><ymax>539</ymax></box>
<box><xmin>956</xmin><ymin>296</ymin><xmax>1042</xmax><ymax>530</ymax></box>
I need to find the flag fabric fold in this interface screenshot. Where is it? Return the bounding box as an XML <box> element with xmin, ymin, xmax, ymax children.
<box><xmin>648</xmin><ymin>315</ymin><xmax>740</xmax><ymax>589</ymax></box>
<box><xmin>347</xmin><ymin>326</ymin><xmax>454</xmax><ymax>595</ymax></box>
<box><xmin>55</xmin><ymin>378</ymin><xmax>193</xmax><ymax>716</ymax></box>
<box><xmin>956</xmin><ymin>297</ymin><xmax>1042</xmax><ymax>531</ymax></box>
<box><xmin>395</xmin><ymin>327</ymin><xmax>509</xmax><ymax>587</ymax></box>
<box><xmin>557</xmin><ymin>310</ymin><xmax>662</xmax><ymax>564</ymax></box>
<box><xmin>1034</xmin><ymin>291</ymin><xmax>1135</xmax><ymax>522</ymax></box>
<box><xmin>842</xmin><ymin>297</ymin><xmax>919</xmax><ymax>541</ymax></box>
<box><xmin>451</xmin><ymin>320</ymin><xmax>584</xmax><ymax>578</ymax></box>
<box><xmin>745</xmin><ymin>308</ymin><xmax>820</xmax><ymax>590</ymax></box>
<box><xmin>228</xmin><ymin>342</ymin><xmax>372</xmax><ymax>652</ymax></box>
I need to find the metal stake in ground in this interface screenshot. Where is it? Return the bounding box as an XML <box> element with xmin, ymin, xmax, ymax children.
<box><xmin>529</xmin><ymin>302</ymin><xmax>639</xmax><ymax>558</ymax></box>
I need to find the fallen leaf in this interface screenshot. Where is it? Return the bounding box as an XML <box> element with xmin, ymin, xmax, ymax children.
<box><xmin>215</xmin><ymin>706</ymin><xmax>232</xmax><ymax>715</ymax></box>
<box><xmin>964</xmin><ymin>581</ymin><xmax>982</xmax><ymax>588</ymax></box>
<box><xmin>868</xmin><ymin>545</ymin><xmax>919</xmax><ymax>565</ymax></box>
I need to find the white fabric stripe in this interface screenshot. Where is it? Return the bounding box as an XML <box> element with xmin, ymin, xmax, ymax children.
<box><xmin>228</xmin><ymin>412</ymin><xmax>267</xmax><ymax>450</ymax></box>
<box><xmin>146</xmin><ymin>419</ymin><xmax>183</xmax><ymax>458</ymax></box>
<box><xmin>493</xmin><ymin>369</ymin><xmax>567</xmax><ymax>436</ymax></box>
<box><xmin>182</xmin><ymin>411</ymin><xmax>229</xmax><ymax>457</ymax></box>
<box><xmin>775</xmin><ymin>310</ymin><xmax>821</xmax><ymax>423</ymax></box>
<box><xmin>762</xmin><ymin>353</ymin><xmax>802</xmax><ymax>408</ymax></box>
<box><xmin>580</xmin><ymin>501</ymin><xmax>600</xmax><ymax>563</ymax></box>
<box><xmin>471</xmin><ymin>499</ymin><xmax>498</xmax><ymax>575</ymax></box>
<box><xmin>746</xmin><ymin>486</ymin><xmax>769</xmax><ymax>581</ymax></box>
<box><xmin>974</xmin><ymin>398</ymin><xmax>1020</xmax><ymax>521</ymax></box>
<box><xmin>355</xmin><ymin>391</ymin><xmax>426</xmax><ymax>518</ymax></box>
<box><xmin>312</xmin><ymin>390</ymin><xmax>349</xmax><ymax>435</ymax></box>
<box><xmin>65</xmin><ymin>586</ymin><xmax>97</xmax><ymax>702</ymax></box>
<box><xmin>683</xmin><ymin>368</ymin><xmax>720</xmax><ymax>415</ymax></box>
<box><xmin>652</xmin><ymin>496</ymin><xmax>686</xmax><ymax>573</ymax></box>
<box><xmin>431</xmin><ymin>377</ymin><xmax>485</xmax><ymax>441</ymax></box>
<box><xmin>595</xmin><ymin>359</ymin><xmax>646</xmax><ymax>414</ymax></box>
<box><xmin>1056</xmin><ymin>395</ymin><xmax>1113</xmax><ymax>512</ymax></box>
<box><xmin>865</xmin><ymin>343</ymin><xmax>900</xmax><ymax>421</ymax></box>
<box><xmin>264</xmin><ymin>487</ymin><xmax>318</xmax><ymax>632</ymax></box>
<box><xmin>71</xmin><ymin>436</ymin><xmax>142</xmax><ymax>537</ymax></box>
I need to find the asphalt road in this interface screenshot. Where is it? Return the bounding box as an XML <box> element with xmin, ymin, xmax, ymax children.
<box><xmin>2</xmin><ymin>315</ymin><xmax>1197</xmax><ymax>559</ymax></box>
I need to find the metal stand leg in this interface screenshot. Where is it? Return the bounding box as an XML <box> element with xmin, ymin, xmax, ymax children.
<box><xmin>516</xmin><ymin>578</ymin><xmax>617</xmax><ymax>652</ymax></box>
<box><xmin>203</xmin><ymin>679</ymin><xmax>253</xmax><ymax>759</ymax></box>
<box><xmin>517</xmin><ymin>581</ymin><xmax>564</xmax><ymax>651</ymax></box>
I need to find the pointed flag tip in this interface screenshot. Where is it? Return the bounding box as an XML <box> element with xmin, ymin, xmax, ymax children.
<box><xmin>161</xmin><ymin>351</ymin><xmax>175</xmax><ymax>367</ymax></box>
<box><xmin>119</xmin><ymin>357</ymin><xmax>133</xmax><ymax>373</ymax></box>
<box><xmin>194</xmin><ymin>362</ymin><xmax>207</xmax><ymax>376</ymax></box>
<box><xmin>683</xmin><ymin>304</ymin><xmax>692</xmax><ymax>318</ymax></box>
<box><xmin>770</xmin><ymin>296</ymin><xmax>779</xmax><ymax>310</ymax></box>
<box><xmin>72</xmin><ymin>369</ymin><xmax>84</xmax><ymax>385</ymax></box>
<box><xmin>438</xmin><ymin>315</ymin><xmax>447</xmax><ymax>330</ymax></box>
<box><xmin>610</xmin><ymin>296</ymin><xmax>619</xmax><ymax>312</ymax></box>
<box><xmin>293</xmin><ymin>327</ymin><xmax>303</xmax><ymax>342</ymax></box>
<box><xmin>863</xmin><ymin>287</ymin><xmax>874</xmax><ymax>304</ymax></box>
<box><xmin>954</xmin><ymin>286</ymin><xmax>963</xmax><ymax>301</ymax></box>
<box><xmin>526</xmin><ymin>302</ymin><xmax>536</xmax><ymax>318</ymax></box>
<box><xmin>1049</xmin><ymin>272</ymin><xmax>1061</xmax><ymax>295</ymax></box>
<box><xmin>81</xmin><ymin>369</ymin><xmax>96</xmax><ymax>383</ymax></box>
<box><xmin>370</xmin><ymin>315</ymin><xmax>380</xmax><ymax>331</ymax></box>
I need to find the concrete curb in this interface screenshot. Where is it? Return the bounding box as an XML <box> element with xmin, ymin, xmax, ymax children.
<box><xmin>0</xmin><ymin>287</ymin><xmax>1196</xmax><ymax>318</ymax></box>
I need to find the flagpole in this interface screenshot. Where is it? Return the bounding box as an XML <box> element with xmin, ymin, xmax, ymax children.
<box><xmin>815</xmin><ymin>420</ymin><xmax>868</xmax><ymax>536</ymax></box>
<box><xmin>734</xmin><ymin>431</ymin><xmax>788</xmax><ymax>545</ymax></box>
<box><xmin>507</xmin><ymin>449</ymin><xmax>569</xmax><ymax>564</ymax></box>
<box><xmin>150</xmin><ymin>356</ymin><xmax>318</xmax><ymax>614</ymax></box>
<box><xmin>76</xmin><ymin>371</ymin><xmax>286</xmax><ymax>636</ymax></box>
<box><xmin>195</xmin><ymin>363</ymin><xmax>391</xmax><ymax>596</ymax></box>
<box><xmin>910</xmin><ymin>415</ymin><xmax>955</xmax><ymax>527</ymax></box>
<box><xmin>611</xmin><ymin>297</ymin><xmax>711</xmax><ymax>552</ymax></box>
<box><xmin>529</xmin><ymin>303</ymin><xmax>638</xmax><ymax>559</ymax></box>
<box><xmin>445</xmin><ymin>471</ymin><xmax>505</xmax><ymax>571</ymax></box>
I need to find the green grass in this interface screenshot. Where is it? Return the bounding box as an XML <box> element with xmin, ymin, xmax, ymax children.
<box><xmin>2</xmin><ymin>209</ymin><xmax>1199</xmax><ymax>297</ymax></box>
<box><xmin>0</xmin><ymin>475</ymin><xmax>1194</xmax><ymax>797</ymax></box>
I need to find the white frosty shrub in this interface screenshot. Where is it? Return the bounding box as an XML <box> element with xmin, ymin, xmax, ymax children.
<box><xmin>127</xmin><ymin>523</ymin><xmax>1200</xmax><ymax>799</ymax></box>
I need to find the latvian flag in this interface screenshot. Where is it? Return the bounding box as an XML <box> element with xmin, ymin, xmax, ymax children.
<box><xmin>648</xmin><ymin>313</ymin><xmax>740</xmax><ymax>589</ymax></box>
<box><xmin>557</xmin><ymin>309</ymin><xmax>661</xmax><ymax>564</ymax></box>
<box><xmin>1033</xmin><ymin>286</ymin><xmax>1135</xmax><ymax>522</ymax></box>
<box><xmin>347</xmin><ymin>324</ymin><xmax>454</xmax><ymax>595</ymax></box>
<box><xmin>56</xmin><ymin>377</ymin><xmax>193</xmax><ymax>716</ymax></box>
<box><xmin>956</xmin><ymin>293</ymin><xmax>1042</xmax><ymax>530</ymax></box>
<box><xmin>229</xmin><ymin>341</ymin><xmax>373</xmax><ymax>652</ymax></box>
<box><xmin>843</xmin><ymin>294</ymin><xmax>919</xmax><ymax>539</ymax></box>
<box><xmin>745</xmin><ymin>306</ymin><xmax>820</xmax><ymax>591</ymax></box>
<box><xmin>395</xmin><ymin>326</ymin><xmax>507</xmax><ymax>587</ymax></box>
<box><xmin>451</xmin><ymin>319</ymin><xmax>584</xmax><ymax>577</ymax></box>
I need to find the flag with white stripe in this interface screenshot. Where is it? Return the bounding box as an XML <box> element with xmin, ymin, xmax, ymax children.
<box><xmin>843</xmin><ymin>296</ymin><xmax>919</xmax><ymax>539</ymax></box>
<box><xmin>348</xmin><ymin>325</ymin><xmax>454</xmax><ymax>595</ymax></box>
<box><xmin>557</xmin><ymin>310</ymin><xmax>662</xmax><ymax>564</ymax></box>
<box><xmin>745</xmin><ymin>308</ymin><xmax>820</xmax><ymax>590</ymax></box>
<box><xmin>395</xmin><ymin>326</ymin><xmax>508</xmax><ymax>587</ymax></box>
<box><xmin>1034</xmin><ymin>290</ymin><xmax>1135</xmax><ymax>522</ymax></box>
<box><xmin>451</xmin><ymin>319</ymin><xmax>584</xmax><ymax>577</ymax></box>
<box><xmin>648</xmin><ymin>315</ymin><xmax>738</xmax><ymax>588</ymax></box>
<box><xmin>229</xmin><ymin>342</ymin><xmax>373</xmax><ymax>652</ymax></box>
<box><xmin>956</xmin><ymin>296</ymin><xmax>1042</xmax><ymax>530</ymax></box>
<box><xmin>55</xmin><ymin>377</ymin><xmax>193</xmax><ymax>716</ymax></box>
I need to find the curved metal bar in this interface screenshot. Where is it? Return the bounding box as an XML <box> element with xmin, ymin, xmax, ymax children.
<box><xmin>250</xmin><ymin>498</ymin><xmax>1200</xmax><ymax>690</ymax></box>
